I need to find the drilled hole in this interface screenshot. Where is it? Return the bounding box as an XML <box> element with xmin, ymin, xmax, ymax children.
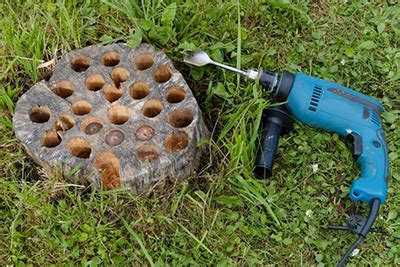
<box><xmin>129</xmin><ymin>82</ymin><xmax>150</xmax><ymax>100</ymax></box>
<box><xmin>54</xmin><ymin>115</ymin><xmax>75</xmax><ymax>131</ymax></box>
<box><xmin>101</xmin><ymin>51</ymin><xmax>120</xmax><ymax>67</ymax></box>
<box><xmin>95</xmin><ymin>152</ymin><xmax>121</xmax><ymax>189</ymax></box>
<box><xmin>110</xmin><ymin>67</ymin><xmax>130</xmax><ymax>88</ymax></box>
<box><xmin>29</xmin><ymin>105</ymin><xmax>51</xmax><ymax>123</ymax></box>
<box><xmin>135</xmin><ymin>125</ymin><xmax>155</xmax><ymax>141</ymax></box>
<box><xmin>137</xmin><ymin>144</ymin><xmax>159</xmax><ymax>163</ymax></box>
<box><xmin>108</xmin><ymin>105</ymin><xmax>129</xmax><ymax>125</ymax></box>
<box><xmin>164</xmin><ymin>131</ymin><xmax>189</xmax><ymax>152</ymax></box>
<box><xmin>71</xmin><ymin>55</ymin><xmax>90</xmax><ymax>72</ymax></box>
<box><xmin>80</xmin><ymin>117</ymin><xmax>103</xmax><ymax>135</ymax></box>
<box><xmin>41</xmin><ymin>129</ymin><xmax>62</xmax><ymax>148</ymax></box>
<box><xmin>153</xmin><ymin>64</ymin><xmax>172</xmax><ymax>83</ymax></box>
<box><xmin>50</xmin><ymin>80</ymin><xmax>75</xmax><ymax>98</ymax></box>
<box><xmin>168</xmin><ymin>109</ymin><xmax>194</xmax><ymax>128</ymax></box>
<box><xmin>134</xmin><ymin>53</ymin><xmax>154</xmax><ymax>70</ymax></box>
<box><xmin>104</xmin><ymin>129</ymin><xmax>125</xmax><ymax>146</ymax></box>
<box><xmin>142</xmin><ymin>99</ymin><xmax>163</xmax><ymax>118</ymax></box>
<box><xmin>67</xmin><ymin>137</ymin><xmax>91</xmax><ymax>158</ymax></box>
<box><xmin>72</xmin><ymin>100</ymin><xmax>91</xmax><ymax>115</ymax></box>
<box><xmin>166</xmin><ymin>85</ymin><xmax>186</xmax><ymax>103</ymax></box>
<box><xmin>85</xmin><ymin>74</ymin><xmax>105</xmax><ymax>91</ymax></box>
<box><xmin>103</xmin><ymin>83</ymin><xmax>123</xmax><ymax>102</ymax></box>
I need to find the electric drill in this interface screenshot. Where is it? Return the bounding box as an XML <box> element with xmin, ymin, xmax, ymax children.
<box><xmin>259</xmin><ymin>70</ymin><xmax>389</xmax><ymax>204</ymax></box>
<box><xmin>184</xmin><ymin>51</ymin><xmax>389</xmax><ymax>266</ymax></box>
<box><xmin>257</xmin><ymin>70</ymin><xmax>389</xmax><ymax>266</ymax></box>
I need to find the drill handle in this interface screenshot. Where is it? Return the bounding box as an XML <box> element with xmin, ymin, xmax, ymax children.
<box><xmin>348</xmin><ymin>129</ymin><xmax>389</xmax><ymax>204</ymax></box>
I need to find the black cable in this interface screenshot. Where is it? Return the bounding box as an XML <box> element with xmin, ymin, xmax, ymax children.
<box><xmin>327</xmin><ymin>225</ymin><xmax>349</xmax><ymax>231</ymax></box>
<box><xmin>360</xmin><ymin>199</ymin><xmax>380</xmax><ymax>237</ymax></box>
<box><xmin>337</xmin><ymin>199</ymin><xmax>381</xmax><ymax>267</ymax></box>
<box><xmin>338</xmin><ymin>236</ymin><xmax>364</xmax><ymax>267</ymax></box>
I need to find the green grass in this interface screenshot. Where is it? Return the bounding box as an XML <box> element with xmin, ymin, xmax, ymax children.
<box><xmin>1</xmin><ymin>0</ymin><xmax>399</xmax><ymax>265</ymax></box>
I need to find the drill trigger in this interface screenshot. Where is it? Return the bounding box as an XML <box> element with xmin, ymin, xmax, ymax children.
<box><xmin>345</xmin><ymin>132</ymin><xmax>362</xmax><ymax>158</ymax></box>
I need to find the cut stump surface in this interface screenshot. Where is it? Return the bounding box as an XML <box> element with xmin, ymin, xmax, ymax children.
<box><xmin>13</xmin><ymin>43</ymin><xmax>208</xmax><ymax>194</ymax></box>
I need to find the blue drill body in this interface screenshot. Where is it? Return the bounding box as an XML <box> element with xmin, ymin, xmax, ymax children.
<box><xmin>282</xmin><ymin>73</ymin><xmax>389</xmax><ymax>204</ymax></box>
<box><xmin>257</xmin><ymin>69</ymin><xmax>390</xmax><ymax>265</ymax></box>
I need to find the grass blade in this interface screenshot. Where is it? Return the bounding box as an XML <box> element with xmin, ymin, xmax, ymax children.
<box><xmin>121</xmin><ymin>218</ymin><xmax>154</xmax><ymax>266</ymax></box>
<box><xmin>176</xmin><ymin>222</ymin><xmax>213</xmax><ymax>255</ymax></box>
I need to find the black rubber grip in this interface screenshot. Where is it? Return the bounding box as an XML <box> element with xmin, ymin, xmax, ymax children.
<box><xmin>254</xmin><ymin>120</ymin><xmax>281</xmax><ymax>179</ymax></box>
<box><xmin>275</xmin><ymin>71</ymin><xmax>295</xmax><ymax>102</ymax></box>
<box><xmin>254</xmin><ymin>107</ymin><xmax>294</xmax><ymax>179</ymax></box>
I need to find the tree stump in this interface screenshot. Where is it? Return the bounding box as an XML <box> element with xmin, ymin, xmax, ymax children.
<box><xmin>13</xmin><ymin>43</ymin><xmax>208</xmax><ymax>194</ymax></box>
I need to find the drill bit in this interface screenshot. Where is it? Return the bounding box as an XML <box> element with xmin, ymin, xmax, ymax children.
<box><xmin>184</xmin><ymin>50</ymin><xmax>259</xmax><ymax>80</ymax></box>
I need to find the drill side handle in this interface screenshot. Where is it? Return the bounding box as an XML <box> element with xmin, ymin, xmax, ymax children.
<box><xmin>254</xmin><ymin>107</ymin><xmax>293</xmax><ymax>179</ymax></box>
<box><xmin>254</xmin><ymin>119</ymin><xmax>281</xmax><ymax>178</ymax></box>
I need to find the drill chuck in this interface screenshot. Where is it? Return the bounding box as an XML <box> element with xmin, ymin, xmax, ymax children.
<box><xmin>259</xmin><ymin>70</ymin><xmax>279</xmax><ymax>91</ymax></box>
<box><xmin>259</xmin><ymin>70</ymin><xmax>295</xmax><ymax>102</ymax></box>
